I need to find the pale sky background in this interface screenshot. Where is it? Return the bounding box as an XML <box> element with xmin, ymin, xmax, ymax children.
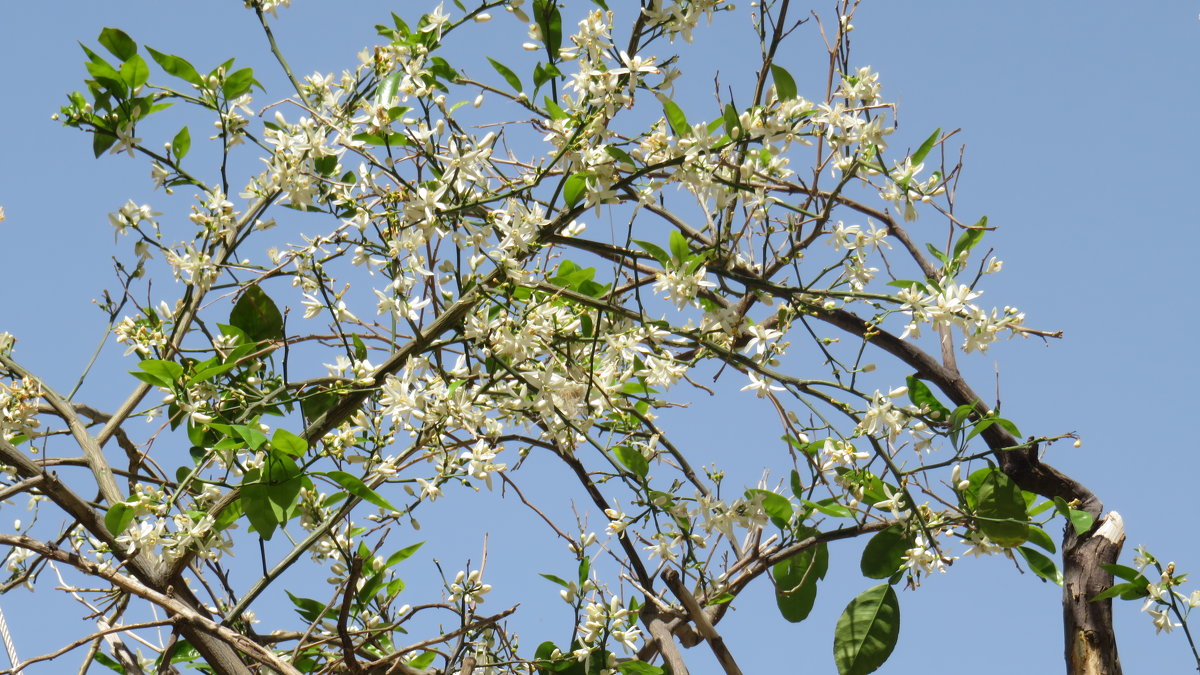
<box><xmin>1</xmin><ymin>2</ymin><xmax>1198</xmax><ymax>673</ymax></box>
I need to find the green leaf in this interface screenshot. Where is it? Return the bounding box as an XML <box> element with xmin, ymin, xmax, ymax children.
<box><xmin>241</xmin><ymin>453</ymin><xmax>303</xmax><ymax>540</ymax></box>
<box><xmin>119</xmin><ymin>54</ymin><xmax>150</xmax><ymax>90</ymax></box>
<box><xmin>1068</xmin><ymin>508</ymin><xmax>1095</xmax><ymax>536</ymax></box>
<box><xmin>532</xmin><ymin>62</ymin><xmax>562</xmax><ymax>95</ymax></box>
<box><xmin>951</xmin><ymin>218</ymin><xmax>986</xmax><ymax>260</ymax></box>
<box><xmin>748</xmin><ymin>489</ymin><xmax>793</xmax><ymax>527</ymax></box>
<box><xmin>322</xmin><ymin>471</ymin><xmax>398</xmax><ymax>512</ymax></box>
<box><xmin>1100</xmin><ymin>563</ymin><xmax>1142</xmax><ymax>582</ymax></box>
<box><xmin>384</xmin><ymin>541</ymin><xmax>424</xmax><ymax>568</ymax></box>
<box><xmin>105</xmin><ymin>502</ymin><xmax>135</xmax><ymax>536</ymax></box>
<box><xmin>286</xmin><ymin>591</ymin><xmax>334</xmax><ymax>623</ymax></box>
<box><xmin>860</xmin><ymin>527</ymin><xmax>908</xmax><ymax>580</ymax></box>
<box><xmin>351</xmin><ymin>132</ymin><xmax>409</xmax><ymax>147</ymax></box>
<box><xmin>909</xmin><ymin>127</ymin><xmax>941</xmax><ymax>166</ymax></box>
<box><xmin>833</xmin><ymin>584</ymin><xmax>901</xmax><ymax>675</ymax></box>
<box><xmin>974</xmin><ymin>469</ymin><xmax>1028</xmax><ymax>547</ymax></box>
<box><xmin>663</xmin><ymin>99</ymin><xmax>689</xmax><ymax>137</ymax></box>
<box><xmin>722</xmin><ymin>103</ymin><xmax>743</xmax><ymax>139</ymax></box>
<box><xmin>91</xmin><ymin>651</ymin><xmax>126</xmax><ymax>674</ymax></box>
<box><xmin>146</xmin><ymin>47</ymin><xmax>202</xmax><ymax>85</ymax></box>
<box><xmin>578</xmin><ymin>556</ymin><xmax>590</xmax><ymax>586</ymax></box>
<box><xmin>904</xmin><ymin>375</ymin><xmax>950</xmax><ymax>421</ymax></box>
<box><xmin>271</xmin><ymin>428</ymin><xmax>308</xmax><ymax>456</ymax></box>
<box><xmin>171</xmin><ymin>126</ymin><xmax>191</xmax><ymax>161</ymax></box>
<box><xmin>618</xmin><ymin>662</ymin><xmax>664</xmax><ymax>675</ymax></box>
<box><xmin>925</xmin><ymin>242</ymin><xmax>949</xmax><ymax>265</ymax></box>
<box><xmin>135</xmin><ymin>359</ymin><xmax>183</xmax><ymax>388</ymax></box>
<box><xmin>993</xmin><ymin>416</ymin><xmax>1021</xmax><ymax>438</ymax></box>
<box><xmin>1017</xmin><ymin>546</ymin><xmax>1063</xmax><ymax>585</ymax></box>
<box><xmin>534</xmin><ymin>0</ymin><xmax>563</xmax><ymax>54</ymax></box>
<box><xmin>563</xmin><ymin>172</ymin><xmax>588</xmax><ymax>207</ymax></box>
<box><xmin>771</xmin><ymin>64</ymin><xmax>797</xmax><ymax>101</ymax></box>
<box><xmin>230</xmin><ymin>285</ymin><xmax>284</xmax><ymax>342</ymax></box>
<box><xmin>407</xmin><ymin>652</ymin><xmax>438</xmax><ymax>670</ymax></box>
<box><xmin>668</xmin><ymin>229</ymin><xmax>689</xmax><ymax>263</ymax></box>
<box><xmin>613</xmin><ymin>445</ymin><xmax>648</xmax><ymax>478</ymax></box>
<box><xmin>93</xmin><ymin>130</ymin><xmax>119</xmax><ymax>158</ymax></box>
<box><xmin>803</xmin><ymin>499</ymin><xmax>852</xmax><ymax>519</ymax></box>
<box><xmin>1091</xmin><ymin>581</ymin><xmax>1138</xmax><ymax>602</ymax></box>
<box><xmin>376</xmin><ymin>72</ymin><xmax>402</xmax><ymax>107</ymax></box>
<box><xmin>540</xmin><ymin>573</ymin><xmax>571</xmax><ymax>588</ymax></box>
<box><xmin>222</xmin><ymin>67</ymin><xmax>259</xmax><ymax>98</ymax></box>
<box><xmin>232</xmin><ymin>424</ymin><xmax>268</xmax><ymax>451</ymax></box>
<box><xmin>98</xmin><ymin>27</ymin><xmax>137</xmax><ymax>62</ymax></box>
<box><xmin>488</xmin><ymin>58</ymin><xmax>523</xmax><ymax>93</ymax></box>
<box><xmin>772</xmin><ymin>531</ymin><xmax>828</xmax><ymax>623</ymax></box>
<box><xmin>1024</xmin><ymin>525</ymin><xmax>1056</xmax><ymax>554</ymax></box>
<box><xmin>633</xmin><ymin>240</ymin><xmax>670</xmax><ymax>266</ymax></box>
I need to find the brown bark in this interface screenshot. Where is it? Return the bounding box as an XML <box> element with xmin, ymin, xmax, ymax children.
<box><xmin>1063</xmin><ymin>512</ymin><xmax>1125</xmax><ymax>675</ymax></box>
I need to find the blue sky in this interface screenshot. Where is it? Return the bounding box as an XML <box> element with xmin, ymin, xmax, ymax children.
<box><xmin>1</xmin><ymin>1</ymin><xmax>1198</xmax><ymax>672</ymax></box>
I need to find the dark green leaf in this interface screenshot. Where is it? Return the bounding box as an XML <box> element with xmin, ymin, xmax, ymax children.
<box><xmin>909</xmin><ymin>127</ymin><xmax>941</xmax><ymax>166</ymax></box>
<box><xmin>534</xmin><ymin>0</ymin><xmax>563</xmax><ymax>54</ymax></box>
<box><xmin>98</xmin><ymin>27</ymin><xmax>137</xmax><ymax>62</ymax></box>
<box><xmin>171</xmin><ymin>126</ymin><xmax>191</xmax><ymax>161</ymax></box>
<box><xmin>833</xmin><ymin>584</ymin><xmax>901</xmax><ymax>675</ymax></box>
<box><xmin>532</xmin><ymin>62</ymin><xmax>562</xmax><ymax>94</ymax></box>
<box><xmin>772</xmin><ymin>531</ymin><xmax>827</xmax><ymax>623</ymax></box>
<box><xmin>488</xmin><ymin>58</ymin><xmax>523</xmax><ymax>93</ymax></box>
<box><xmin>301</xmin><ymin>388</ymin><xmax>341</xmax><ymax>425</ymax></box>
<box><xmin>771</xmin><ymin>64</ymin><xmax>797</xmax><ymax>101</ymax></box>
<box><xmin>860</xmin><ymin>527</ymin><xmax>907</xmax><ymax>580</ymax></box>
<box><xmin>146</xmin><ymin>47</ymin><xmax>202</xmax><ymax>85</ymax></box>
<box><xmin>974</xmin><ymin>469</ymin><xmax>1028</xmax><ymax>547</ymax></box>
<box><xmin>93</xmin><ymin>129</ymin><xmax>119</xmax><ymax>158</ymax></box>
<box><xmin>613</xmin><ymin>445</ymin><xmax>649</xmax><ymax>478</ymax></box>
<box><xmin>1100</xmin><ymin>563</ymin><xmax>1142</xmax><ymax>582</ymax></box>
<box><xmin>1017</xmin><ymin>546</ymin><xmax>1062</xmax><ymax>585</ymax></box>
<box><xmin>222</xmin><ymin>67</ymin><xmax>258</xmax><ymax>98</ymax></box>
<box><xmin>230</xmin><ymin>285</ymin><xmax>284</xmax><ymax>342</ymax></box>
<box><xmin>322</xmin><ymin>471</ymin><xmax>398</xmax><ymax>512</ymax></box>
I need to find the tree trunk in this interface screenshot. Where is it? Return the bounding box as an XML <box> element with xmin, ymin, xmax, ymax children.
<box><xmin>1063</xmin><ymin>511</ymin><xmax>1124</xmax><ymax>675</ymax></box>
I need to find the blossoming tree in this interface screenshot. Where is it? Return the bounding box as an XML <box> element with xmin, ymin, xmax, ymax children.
<box><xmin>0</xmin><ymin>1</ymin><xmax>1193</xmax><ymax>673</ymax></box>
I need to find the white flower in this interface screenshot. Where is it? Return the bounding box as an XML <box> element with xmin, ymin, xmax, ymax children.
<box><xmin>740</xmin><ymin>372</ymin><xmax>784</xmax><ymax>398</ymax></box>
<box><xmin>449</xmin><ymin>569</ymin><xmax>491</xmax><ymax>604</ymax></box>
